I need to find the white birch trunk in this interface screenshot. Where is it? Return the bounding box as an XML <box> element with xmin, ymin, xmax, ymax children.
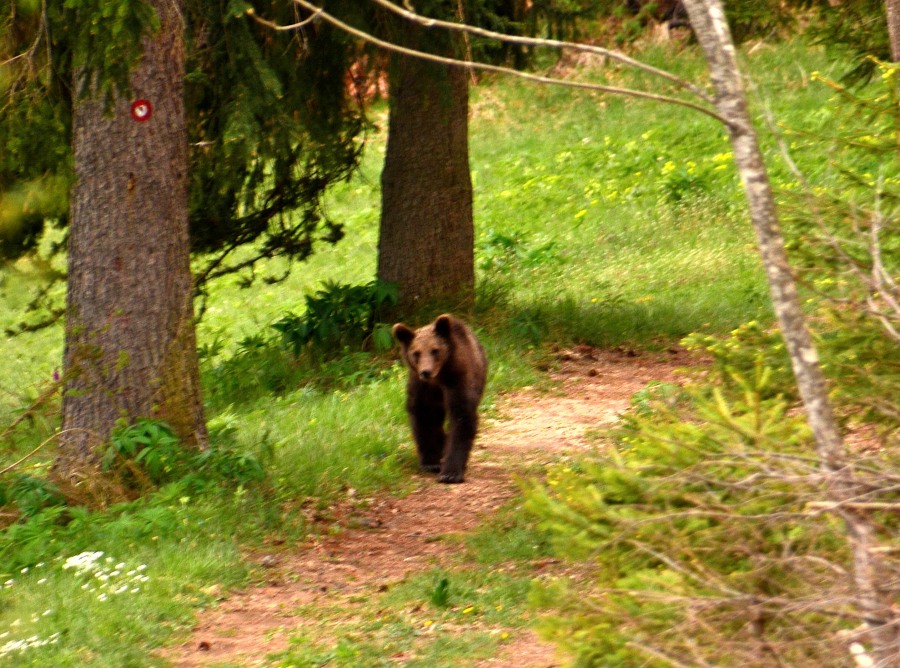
<box><xmin>682</xmin><ymin>1</ymin><xmax>899</xmax><ymax>663</ymax></box>
<box><xmin>886</xmin><ymin>0</ymin><xmax>900</xmax><ymax>62</ymax></box>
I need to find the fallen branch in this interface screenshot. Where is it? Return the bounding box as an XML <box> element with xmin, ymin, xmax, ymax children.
<box><xmin>0</xmin><ymin>428</ymin><xmax>95</xmax><ymax>476</ymax></box>
<box><xmin>806</xmin><ymin>501</ymin><xmax>900</xmax><ymax>512</ymax></box>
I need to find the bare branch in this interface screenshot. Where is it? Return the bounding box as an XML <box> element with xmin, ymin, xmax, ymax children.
<box><xmin>1</xmin><ymin>0</ymin><xmax>47</xmax><ymax>81</ymax></box>
<box><xmin>368</xmin><ymin>0</ymin><xmax>715</xmax><ymax>104</ymax></box>
<box><xmin>245</xmin><ymin>6</ymin><xmax>320</xmax><ymax>32</ymax></box>
<box><xmin>0</xmin><ymin>428</ymin><xmax>97</xmax><ymax>476</ymax></box>
<box><xmin>0</xmin><ymin>372</ymin><xmax>65</xmax><ymax>443</ymax></box>
<box><xmin>806</xmin><ymin>501</ymin><xmax>900</xmax><ymax>512</ymax></box>
<box><xmin>628</xmin><ymin>641</ymin><xmax>711</xmax><ymax>668</ymax></box>
<box><xmin>280</xmin><ymin>0</ymin><xmax>731</xmax><ymax>126</ymax></box>
<box><xmin>627</xmin><ymin>540</ymin><xmax>745</xmax><ymax>597</ymax></box>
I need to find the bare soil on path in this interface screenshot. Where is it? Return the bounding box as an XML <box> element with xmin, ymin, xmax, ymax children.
<box><xmin>164</xmin><ymin>346</ymin><xmax>691</xmax><ymax>667</ymax></box>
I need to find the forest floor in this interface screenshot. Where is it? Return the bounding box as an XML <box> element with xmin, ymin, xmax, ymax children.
<box><xmin>163</xmin><ymin>346</ymin><xmax>692</xmax><ymax>667</ymax></box>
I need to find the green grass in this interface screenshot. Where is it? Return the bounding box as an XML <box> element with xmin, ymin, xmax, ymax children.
<box><xmin>463</xmin><ymin>499</ymin><xmax>554</xmax><ymax>566</ymax></box>
<box><xmin>268</xmin><ymin>567</ymin><xmax>540</xmax><ymax>668</ymax></box>
<box><xmin>266</xmin><ymin>499</ymin><xmax>554</xmax><ymax>668</ymax></box>
<box><xmin>0</xmin><ymin>35</ymin><xmax>855</xmax><ymax>666</ymax></box>
<box><xmin>0</xmin><ymin>504</ymin><xmax>250</xmax><ymax>666</ymax></box>
<box><xmin>229</xmin><ymin>378</ymin><xmax>414</xmax><ymax>501</ymax></box>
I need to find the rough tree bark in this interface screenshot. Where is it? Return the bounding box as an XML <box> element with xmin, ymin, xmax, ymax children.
<box><xmin>682</xmin><ymin>0</ymin><xmax>899</xmax><ymax>661</ymax></box>
<box><xmin>377</xmin><ymin>21</ymin><xmax>474</xmax><ymax>316</ymax></box>
<box><xmin>56</xmin><ymin>0</ymin><xmax>207</xmax><ymax>481</ymax></box>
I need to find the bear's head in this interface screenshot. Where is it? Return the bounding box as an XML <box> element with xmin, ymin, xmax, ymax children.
<box><xmin>392</xmin><ymin>314</ymin><xmax>453</xmax><ymax>383</ymax></box>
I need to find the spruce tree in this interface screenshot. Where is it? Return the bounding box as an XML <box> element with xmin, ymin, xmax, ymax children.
<box><xmin>1</xmin><ymin>1</ymin><xmax>365</xmax><ymax>312</ymax></box>
<box><xmin>1</xmin><ymin>0</ymin><xmax>365</xmax><ymax>494</ymax></box>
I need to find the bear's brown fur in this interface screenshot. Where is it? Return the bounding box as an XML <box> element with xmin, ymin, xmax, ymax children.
<box><xmin>392</xmin><ymin>314</ymin><xmax>487</xmax><ymax>483</ymax></box>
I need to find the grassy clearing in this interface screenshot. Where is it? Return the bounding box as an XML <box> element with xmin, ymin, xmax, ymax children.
<box><xmin>0</xmin><ymin>36</ymin><xmax>849</xmax><ymax>666</ymax></box>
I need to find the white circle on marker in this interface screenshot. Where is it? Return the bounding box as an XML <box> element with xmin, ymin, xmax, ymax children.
<box><xmin>130</xmin><ymin>100</ymin><xmax>153</xmax><ymax>122</ymax></box>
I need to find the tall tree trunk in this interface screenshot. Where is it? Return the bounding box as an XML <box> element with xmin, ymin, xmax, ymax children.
<box><xmin>56</xmin><ymin>0</ymin><xmax>207</xmax><ymax>481</ymax></box>
<box><xmin>378</xmin><ymin>22</ymin><xmax>474</xmax><ymax>316</ymax></box>
<box><xmin>682</xmin><ymin>0</ymin><xmax>899</xmax><ymax>661</ymax></box>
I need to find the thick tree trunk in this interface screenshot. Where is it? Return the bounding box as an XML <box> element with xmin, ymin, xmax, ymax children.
<box><xmin>682</xmin><ymin>0</ymin><xmax>900</xmax><ymax>661</ymax></box>
<box><xmin>378</xmin><ymin>22</ymin><xmax>474</xmax><ymax>316</ymax></box>
<box><xmin>56</xmin><ymin>0</ymin><xmax>207</xmax><ymax>480</ymax></box>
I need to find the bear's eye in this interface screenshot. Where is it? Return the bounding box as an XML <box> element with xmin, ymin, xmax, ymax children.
<box><xmin>431</xmin><ymin>348</ymin><xmax>440</xmax><ymax>357</ymax></box>
<box><xmin>412</xmin><ymin>351</ymin><xmax>421</xmax><ymax>362</ymax></box>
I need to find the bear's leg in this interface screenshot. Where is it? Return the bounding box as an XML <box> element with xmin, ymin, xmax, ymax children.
<box><xmin>438</xmin><ymin>399</ymin><xmax>478</xmax><ymax>484</ymax></box>
<box><xmin>408</xmin><ymin>384</ymin><xmax>446</xmax><ymax>473</ymax></box>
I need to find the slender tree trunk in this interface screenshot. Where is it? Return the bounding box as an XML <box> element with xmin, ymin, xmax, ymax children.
<box><xmin>886</xmin><ymin>0</ymin><xmax>900</xmax><ymax>61</ymax></box>
<box><xmin>56</xmin><ymin>0</ymin><xmax>207</xmax><ymax>481</ymax></box>
<box><xmin>884</xmin><ymin>0</ymin><xmax>900</xmax><ymax>159</ymax></box>
<box><xmin>378</xmin><ymin>21</ymin><xmax>474</xmax><ymax>316</ymax></box>
<box><xmin>682</xmin><ymin>0</ymin><xmax>899</xmax><ymax>661</ymax></box>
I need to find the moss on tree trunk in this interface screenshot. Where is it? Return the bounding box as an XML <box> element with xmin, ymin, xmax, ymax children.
<box><xmin>56</xmin><ymin>0</ymin><xmax>207</xmax><ymax>484</ymax></box>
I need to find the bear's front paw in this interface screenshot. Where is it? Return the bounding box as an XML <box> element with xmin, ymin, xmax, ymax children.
<box><xmin>437</xmin><ymin>470</ymin><xmax>465</xmax><ymax>484</ymax></box>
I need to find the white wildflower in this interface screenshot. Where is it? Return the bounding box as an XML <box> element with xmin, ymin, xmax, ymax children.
<box><xmin>0</xmin><ymin>639</ymin><xmax>27</xmax><ymax>656</ymax></box>
<box><xmin>62</xmin><ymin>551</ymin><xmax>104</xmax><ymax>573</ymax></box>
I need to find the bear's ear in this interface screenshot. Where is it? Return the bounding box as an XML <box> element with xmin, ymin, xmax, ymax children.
<box><xmin>434</xmin><ymin>314</ymin><xmax>453</xmax><ymax>338</ymax></box>
<box><xmin>392</xmin><ymin>323</ymin><xmax>415</xmax><ymax>347</ymax></box>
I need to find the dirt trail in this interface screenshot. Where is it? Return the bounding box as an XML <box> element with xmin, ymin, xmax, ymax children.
<box><xmin>164</xmin><ymin>346</ymin><xmax>690</xmax><ymax>667</ymax></box>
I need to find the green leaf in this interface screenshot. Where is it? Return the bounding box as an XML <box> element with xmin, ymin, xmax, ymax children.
<box><xmin>225</xmin><ymin>0</ymin><xmax>252</xmax><ymax>19</ymax></box>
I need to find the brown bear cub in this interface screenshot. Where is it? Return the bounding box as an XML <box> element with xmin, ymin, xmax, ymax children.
<box><xmin>392</xmin><ymin>314</ymin><xmax>487</xmax><ymax>484</ymax></box>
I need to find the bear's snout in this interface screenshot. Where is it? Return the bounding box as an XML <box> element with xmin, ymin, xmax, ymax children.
<box><xmin>418</xmin><ymin>369</ymin><xmax>433</xmax><ymax>381</ymax></box>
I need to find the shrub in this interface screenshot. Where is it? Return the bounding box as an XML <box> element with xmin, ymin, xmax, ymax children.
<box><xmin>203</xmin><ymin>280</ymin><xmax>400</xmax><ymax>406</ymax></box>
<box><xmin>2</xmin><ymin>474</ymin><xmax>64</xmax><ymax>518</ymax></box>
<box><xmin>526</xmin><ymin>69</ymin><xmax>900</xmax><ymax>655</ymax></box>
<box><xmin>102</xmin><ymin>418</ymin><xmax>185</xmax><ymax>489</ymax></box>
<box><xmin>526</xmin><ymin>356</ymin><xmax>897</xmax><ymax>666</ymax></box>
<box><xmin>271</xmin><ymin>279</ymin><xmax>397</xmax><ymax>355</ymax></box>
